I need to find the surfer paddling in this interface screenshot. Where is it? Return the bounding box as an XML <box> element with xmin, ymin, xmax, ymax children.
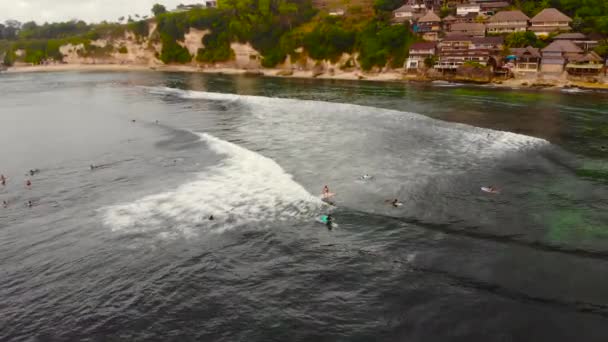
<box><xmin>385</xmin><ymin>199</ymin><xmax>402</xmax><ymax>207</ymax></box>
<box><xmin>481</xmin><ymin>185</ymin><xmax>500</xmax><ymax>194</ymax></box>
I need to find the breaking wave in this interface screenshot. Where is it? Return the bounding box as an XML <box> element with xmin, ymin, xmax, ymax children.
<box><xmin>103</xmin><ymin>132</ymin><xmax>324</xmax><ymax>239</ymax></box>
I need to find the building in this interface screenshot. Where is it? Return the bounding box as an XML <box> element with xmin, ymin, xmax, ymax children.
<box><xmin>529</xmin><ymin>8</ymin><xmax>572</xmax><ymax>36</ymax></box>
<box><xmin>457</xmin><ymin>3</ymin><xmax>480</xmax><ymax>16</ymax></box>
<box><xmin>541</xmin><ymin>39</ymin><xmax>582</xmax><ymax>73</ymax></box>
<box><xmin>555</xmin><ymin>33</ymin><xmax>599</xmax><ymax>52</ymax></box>
<box><xmin>486</xmin><ymin>10</ymin><xmax>529</xmax><ymax>33</ymax></box>
<box><xmin>508</xmin><ymin>46</ymin><xmax>541</xmax><ymax>73</ymax></box>
<box><xmin>415</xmin><ymin>11</ymin><xmax>442</xmax><ymax>41</ymax></box>
<box><xmin>203</xmin><ymin>0</ymin><xmax>217</xmax><ymax>7</ymax></box>
<box><xmin>328</xmin><ymin>8</ymin><xmax>345</xmax><ymax>16</ymax></box>
<box><xmin>449</xmin><ymin>22</ymin><xmax>486</xmax><ymax>37</ymax></box>
<box><xmin>566</xmin><ymin>51</ymin><xmax>604</xmax><ymax>76</ymax></box>
<box><xmin>392</xmin><ymin>5</ymin><xmax>416</xmax><ymax>24</ymax></box>
<box><xmin>471</xmin><ymin>36</ymin><xmax>504</xmax><ymax>52</ymax></box>
<box><xmin>405</xmin><ymin>42</ymin><xmax>437</xmax><ymax>71</ymax></box>
<box><xmin>443</xmin><ymin>15</ymin><xmax>457</xmax><ymax>31</ymax></box>
<box><xmin>435</xmin><ymin>35</ymin><xmax>490</xmax><ymax>70</ymax></box>
<box><xmin>479</xmin><ymin>1</ymin><xmax>510</xmax><ymax>15</ymax></box>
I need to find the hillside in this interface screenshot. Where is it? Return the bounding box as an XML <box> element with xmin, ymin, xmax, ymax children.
<box><xmin>0</xmin><ymin>0</ymin><xmax>607</xmax><ymax>71</ymax></box>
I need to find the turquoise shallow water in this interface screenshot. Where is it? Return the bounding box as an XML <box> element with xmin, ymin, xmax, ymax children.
<box><xmin>1</xmin><ymin>71</ymin><xmax>608</xmax><ymax>341</ymax></box>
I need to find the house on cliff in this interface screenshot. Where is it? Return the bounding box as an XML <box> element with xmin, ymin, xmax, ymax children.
<box><xmin>508</xmin><ymin>46</ymin><xmax>541</xmax><ymax>74</ymax></box>
<box><xmin>392</xmin><ymin>5</ymin><xmax>416</xmax><ymax>24</ymax></box>
<box><xmin>529</xmin><ymin>8</ymin><xmax>572</xmax><ymax>36</ymax></box>
<box><xmin>415</xmin><ymin>11</ymin><xmax>442</xmax><ymax>41</ymax></box>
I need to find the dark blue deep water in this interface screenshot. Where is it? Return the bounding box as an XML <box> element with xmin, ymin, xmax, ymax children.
<box><xmin>1</xmin><ymin>71</ymin><xmax>608</xmax><ymax>341</ymax></box>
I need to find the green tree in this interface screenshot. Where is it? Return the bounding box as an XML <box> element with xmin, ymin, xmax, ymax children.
<box><xmin>505</xmin><ymin>31</ymin><xmax>538</xmax><ymax>48</ymax></box>
<box><xmin>152</xmin><ymin>4</ymin><xmax>168</xmax><ymax>17</ymax></box>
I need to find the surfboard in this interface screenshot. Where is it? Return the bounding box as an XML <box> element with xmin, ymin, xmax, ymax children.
<box><xmin>317</xmin><ymin>216</ymin><xmax>338</xmax><ymax>228</ymax></box>
<box><xmin>481</xmin><ymin>187</ymin><xmax>499</xmax><ymax>194</ymax></box>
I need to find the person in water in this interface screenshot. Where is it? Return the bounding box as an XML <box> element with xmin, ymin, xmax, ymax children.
<box><xmin>25</xmin><ymin>179</ymin><xmax>32</xmax><ymax>188</ymax></box>
<box><xmin>326</xmin><ymin>214</ymin><xmax>333</xmax><ymax>229</ymax></box>
<box><xmin>2</xmin><ymin>200</ymin><xmax>7</xmax><ymax>208</ymax></box>
<box><xmin>27</xmin><ymin>200</ymin><xmax>32</xmax><ymax>208</ymax></box>
<box><xmin>323</xmin><ymin>185</ymin><xmax>329</xmax><ymax>195</ymax></box>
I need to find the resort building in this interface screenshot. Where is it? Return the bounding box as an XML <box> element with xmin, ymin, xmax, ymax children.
<box><xmin>435</xmin><ymin>35</ymin><xmax>490</xmax><ymax>71</ymax></box>
<box><xmin>566</xmin><ymin>52</ymin><xmax>604</xmax><ymax>76</ymax></box>
<box><xmin>529</xmin><ymin>8</ymin><xmax>572</xmax><ymax>36</ymax></box>
<box><xmin>405</xmin><ymin>42</ymin><xmax>437</xmax><ymax>71</ymax></box>
<box><xmin>540</xmin><ymin>40</ymin><xmax>582</xmax><ymax>73</ymax></box>
<box><xmin>486</xmin><ymin>10</ymin><xmax>529</xmax><ymax>33</ymax></box>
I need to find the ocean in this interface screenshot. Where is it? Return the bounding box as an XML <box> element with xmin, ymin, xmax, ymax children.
<box><xmin>1</xmin><ymin>71</ymin><xmax>608</xmax><ymax>341</ymax></box>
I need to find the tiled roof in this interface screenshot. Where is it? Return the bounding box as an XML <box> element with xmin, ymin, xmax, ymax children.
<box><xmin>530</xmin><ymin>8</ymin><xmax>572</xmax><ymax>23</ymax></box>
<box><xmin>471</xmin><ymin>36</ymin><xmax>504</xmax><ymax>45</ymax></box>
<box><xmin>450</xmin><ymin>23</ymin><xmax>486</xmax><ymax>31</ymax></box>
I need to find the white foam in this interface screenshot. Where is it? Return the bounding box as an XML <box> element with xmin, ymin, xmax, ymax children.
<box><xmin>103</xmin><ymin>133</ymin><xmax>324</xmax><ymax>239</ymax></box>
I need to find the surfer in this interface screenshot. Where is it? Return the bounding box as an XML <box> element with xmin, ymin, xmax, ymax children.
<box><xmin>1</xmin><ymin>174</ymin><xmax>5</xmax><ymax>186</ymax></box>
<box><xmin>2</xmin><ymin>200</ymin><xmax>7</xmax><ymax>208</ymax></box>
<box><xmin>209</xmin><ymin>215</ymin><xmax>214</xmax><ymax>221</ymax></box>
<box><xmin>322</xmin><ymin>185</ymin><xmax>330</xmax><ymax>196</ymax></box>
<box><xmin>360</xmin><ymin>174</ymin><xmax>373</xmax><ymax>180</ymax></box>
<box><xmin>326</xmin><ymin>215</ymin><xmax>333</xmax><ymax>229</ymax></box>
<box><xmin>482</xmin><ymin>185</ymin><xmax>500</xmax><ymax>194</ymax></box>
<box><xmin>28</xmin><ymin>169</ymin><xmax>39</xmax><ymax>176</ymax></box>
<box><xmin>25</xmin><ymin>179</ymin><xmax>32</xmax><ymax>189</ymax></box>
<box><xmin>386</xmin><ymin>199</ymin><xmax>402</xmax><ymax>207</ymax></box>
<box><xmin>26</xmin><ymin>200</ymin><xmax>32</xmax><ymax>208</ymax></box>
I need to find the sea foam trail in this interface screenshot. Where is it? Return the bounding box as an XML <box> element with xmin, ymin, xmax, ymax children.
<box><xmin>103</xmin><ymin>133</ymin><xmax>324</xmax><ymax>239</ymax></box>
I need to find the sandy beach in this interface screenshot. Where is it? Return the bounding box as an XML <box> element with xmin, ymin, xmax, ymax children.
<box><xmin>6</xmin><ymin>63</ymin><xmax>608</xmax><ymax>91</ymax></box>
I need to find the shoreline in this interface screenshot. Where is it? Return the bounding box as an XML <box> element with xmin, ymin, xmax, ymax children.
<box><xmin>5</xmin><ymin>63</ymin><xmax>608</xmax><ymax>91</ymax></box>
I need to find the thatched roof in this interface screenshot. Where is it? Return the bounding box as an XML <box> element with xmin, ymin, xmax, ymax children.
<box><xmin>418</xmin><ymin>11</ymin><xmax>441</xmax><ymax>22</ymax></box>
<box><xmin>542</xmin><ymin>40</ymin><xmax>582</xmax><ymax>53</ymax></box>
<box><xmin>510</xmin><ymin>46</ymin><xmax>541</xmax><ymax>58</ymax></box>
<box><xmin>530</xmin><ymin>8</ymin><xmax>571</xmax><ymax>23</ymax></box>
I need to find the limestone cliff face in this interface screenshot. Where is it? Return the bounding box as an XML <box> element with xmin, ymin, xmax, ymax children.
<box><xmin>179</xmin><ymin>28</ymin><xmax>208</xmax><ymax>58</ymax></box>
<box><xmin>59</xmin><ymin>23</ymin><xmax>162</xmax><ymax>65</ymax></box>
